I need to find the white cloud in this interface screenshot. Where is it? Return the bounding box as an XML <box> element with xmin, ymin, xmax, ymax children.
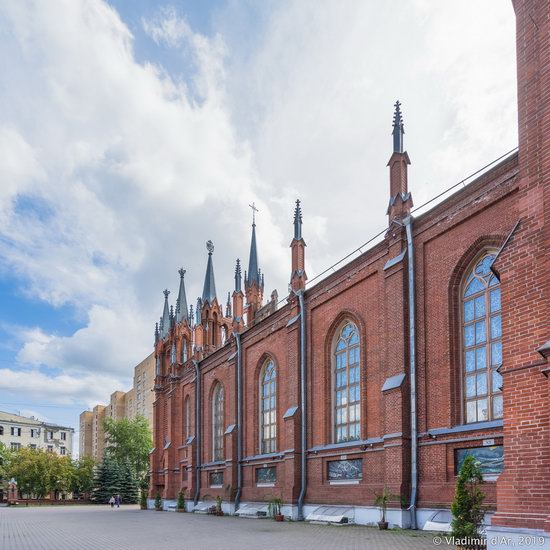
<box><xmin>0</xmin><ymin>0</ymin><xmax>517</xmax><ymax>420</ymax></box>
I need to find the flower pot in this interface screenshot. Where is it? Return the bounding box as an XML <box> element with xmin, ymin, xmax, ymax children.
<box><xmin>177</xmin><ymin>508</ymin><xmax>185</xmax><ymax>513</ymax></box>
<box><xmin>274</xmin><ymin>514</ymin><xmax>284</xmax><ymax>522</ymax></box>
<box><xmin>216</xmin><ymin>510</ymin><xmax>224</xmax><ymax>516</ymax></box>
<box><xmin>377</xmin><ymin>521</ymin><xmax>389</xmax><ymax>530</ymax></box>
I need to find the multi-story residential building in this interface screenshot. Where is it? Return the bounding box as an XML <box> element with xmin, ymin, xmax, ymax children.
<box><xmin>79</xmin><ymin>410</ymin><xmax>93</xmax><ymax>458</ymax></box>
<box><xmin>80</xmin><ymin>352</ymin><xmax>155</xmax><ymax>460</ymax></box>
<box><xmin>0</xmin><ymin>411</ymin><xmax>74</xmax><ymax>457</ymax></box>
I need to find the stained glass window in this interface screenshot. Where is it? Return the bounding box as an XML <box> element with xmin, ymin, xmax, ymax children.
<box><xmin>334</xmin><ymin>322</ymin><xmax>361</xmax><ymax>443</ymax></box>
<box><xmin>209</xmin><ymin>471</ymin><xmax>223</xmax><ymax>487</ymax></box>
<box><xmin>184</xmin><ymin>396</ymin><xmax>191</xmax><ymax>440</ymax></box>
<box><xmin>256</xmin><ymin>466</ymin><xmax>277</xmax><ymax>484</ymax></box>
<box><xmin>462</xmin><ymin>253</ymin><xmax>502</xmax><ymax>423</ymax></box>
<box><xmin>260</xmin><ymin>360</ymin><xmax>277</xmax><ymax>454</ymax></box>
<box><xmin>182</xmin><ymin>339</ymin><xmax>188</xmax><ymax>363</ymax></box>
<box><xmin>327</xmin><ymin>459</ymin><xmax>363</xmax><ymax>481</ymax></box>
<box><xmin>212</xmin><ymin>383</ymin><xmax>224</xmax><ymax>461</ymax></box>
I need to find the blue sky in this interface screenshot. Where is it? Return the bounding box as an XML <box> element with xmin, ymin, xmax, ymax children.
<box><xmin>0</xmin><ymin>0</ymin><xmax>517</xmax><ymax>448</ymax></box>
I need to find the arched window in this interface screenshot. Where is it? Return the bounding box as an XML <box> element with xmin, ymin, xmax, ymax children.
<box><xmin>184</xmin><ymin>396</ymin><xmax>191</xmax><ymax>440</ymax></box>
<box><xmin>181</xmin><ymin>338</ymin><xmax>188</xmax><ymax>363</ymax></box>
<box><xmin>334</xmin><ymin>321</ymin><xmax>361</xmax><ymax>443</ymax></box>
<box><xmin>462</xmin><ymin>253</ymin><xmax>503</xmax><ymax>423</ymax></box>
<box><xmin>260</xmin><ymin>359</ymin><xmax>277</xmax><ymax>454</ymax></box>
<box><xmin>212</xmin><ymin>383</ymin><xmax>224</xmax><ymax>461</ymax></box>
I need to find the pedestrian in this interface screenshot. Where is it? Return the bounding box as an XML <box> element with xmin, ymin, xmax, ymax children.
<box><xmin>109</xmin><ymin>495</ymin><xmax>115</xmax><ymax>508</ymax></box>
<box><xmin>116</xmin><ymin>494</ymin><xmax>121</xmax><ymax>508</ymax></box>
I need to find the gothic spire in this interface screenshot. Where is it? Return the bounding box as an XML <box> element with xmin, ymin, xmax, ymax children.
<box><xmin>392</xmin><ymin>100</ymin><xmax>404</xmax><ymax>153</ymax></box>
<box><xmin>235</xmin><ymin>258</ymin><xmax>242</xmax><ymax>292</ymax></box>
<box><xmin>161</xmin><ymin>289</ymin><xmax>170</xmax><ymax>338</ymax></box>
<box><xmin>247</xmin><ymin>203</ymin><xmax>261</xmax><ymax>287</ymax></box>
<box><xmin>294</xmin><ymin>199</ymin><xmax>303</xmax><ymax>240</ymax></box>
<box><xmin>176</xmin><ymin>268</ymin><xmax>189</xmax><ymax>323</ymax></box>
<box><xmin>201</xmin><ymin>241</ymin><xmax>217</xmax><ymax>305</ymax></box>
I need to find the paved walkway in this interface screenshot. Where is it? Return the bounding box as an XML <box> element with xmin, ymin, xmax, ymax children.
<box><xmin>0</xmin><ymin>504</ymin><xmax>440</xmax><ymax>549</ymax></box>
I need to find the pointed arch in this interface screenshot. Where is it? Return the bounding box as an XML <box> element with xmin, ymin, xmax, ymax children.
<box><xmin>211</xmin><ymin>381</ymin><xmax>224</xmax><ymax>461</ymax></box>
<box><xmin>259</xmin><ymin>356</ymin><xmax>277</xmax><ymax>454</ymax></box>
<box><xmin>448</xmin><ymin>236</ymin><xmax>505</xmax><ymax>425</ymax></box>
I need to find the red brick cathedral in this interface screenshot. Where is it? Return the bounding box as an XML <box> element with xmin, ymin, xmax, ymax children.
<box><xmin>150</xmin><ymin>1</ymin><xmax>549</xmax><ymax>546</ymax></box>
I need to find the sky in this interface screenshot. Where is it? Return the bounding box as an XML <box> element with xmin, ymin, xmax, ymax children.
<box><xmin>0</xmin><ymin>0</ymin><xmax>517</xmax><ymax>444</ymax></box>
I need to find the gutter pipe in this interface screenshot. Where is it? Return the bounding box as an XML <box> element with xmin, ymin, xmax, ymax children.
<box><xmin>234</xmin><ymin>332</ymin><xmax>243</xmax><ymax>512</ymax></box>
<box><xmin>193</xmin><ymin>360</ymin><xmax>201</xmax><ymax>506</ymax></box>
<box><xmin>404</xmin><ymin>215</ymin><xmax>418</xmax><ymax>529</ymax></box>
<box><xmin>295</xmin><ymin>289</ymin><xmax>307</xmax><ymax>521</ymax></box>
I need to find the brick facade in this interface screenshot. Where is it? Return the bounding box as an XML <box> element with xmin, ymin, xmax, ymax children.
<box><xmin>149</xmin><ymin>0</ymin><xmax>549</xmax><ymax>536</ymax></box>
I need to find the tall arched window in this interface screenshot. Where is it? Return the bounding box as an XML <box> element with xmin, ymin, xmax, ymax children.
<box><xmin>181</xmin><ymin>338</ymin><xmax>188</xmax><ymax>363</ymax></box>
<box><xmin>260</xmin><ymin>359</ymin><xmax>277</xmax><ymax>454</ymax></box>
<box><xmin>334</xmin><ymin>321</ymin><xmax>361</xmax><ymax>443</ymax></box>
<box><xmin>462</xmin><ymin>253</ymin><xmax>503</xmax><ymax>423</ymax></box>
<box><xmin>212</xmin><ymin>383</ymin><xmax>224</xmax><ymax>461</ymax></box>
<box><xmin>184</xmin><ymin>395</ymin><xmax>190</xmax><ymax>440</ymax></box>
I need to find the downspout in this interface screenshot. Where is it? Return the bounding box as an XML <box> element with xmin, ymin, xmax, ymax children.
<box><xmin>234</xmin><ymin>332</ymin><xmax>243</xmax><ymax>512</ymax></box>
<box><xmin>193</xmin><ymin>360</ymin><xmax>201</xmax><ymax>506</ymax></box>
<box><xmin>295</xmin><ymin>289</ymin><xmax>307</xmax><ymax>521</ymax></box>
<box><xmin>404</xmin><ymin>215</ymin><xmax>418</xmax><ymax>529</ymax></box>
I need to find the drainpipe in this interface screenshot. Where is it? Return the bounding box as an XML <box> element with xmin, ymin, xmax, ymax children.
<box><xmin>403</xmin><ymin>215</ymin><xmax>418</xmax><ymax>529</ymax></box>
<box><xmin>294</xmin><ymin>289</ymin><xmax>307</xmax><ymax>521</ymax></box>
<box><xmin>234</xmin><ymin>332</ymin><xmax>243</xmax><ymax>512</ymax></box>
<box><xmin>193</xmin><ymin>360</ymin><xmax>201</xmax><ymax>506</ymax></box>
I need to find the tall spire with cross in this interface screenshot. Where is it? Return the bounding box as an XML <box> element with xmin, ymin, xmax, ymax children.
<box><xmin>247</xmin><ymin>202</ymin><xmax>261</xmax><ymax>288</ymax></box>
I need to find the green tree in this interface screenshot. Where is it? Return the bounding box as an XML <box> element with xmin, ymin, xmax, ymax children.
<box><xmin>91</xmin><ymin>456</ymin><xmax>122</xmax><ymax>503</ymax></box>
<box><xmin>451</xmin><ymin>455</ymin><xmax>486</xmax><ymax>545</ymax></box>
<box><xmin>103</xmin><ymin>415</ymin><xmax>151</xmax><ymax>487</ymax></box>
<box><xmin>8</xmin><ymin>448</ymin><xmax>53</xmax><ymax>498</ymax></box>
<box><xmin>72</xmin><ymin>456</ymin><xmax>96</xmax><ymax>497</ymax></box>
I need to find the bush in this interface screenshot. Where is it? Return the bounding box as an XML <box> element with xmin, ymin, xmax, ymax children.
<box><xmin>176</xmin><ymin>490</ymin><xmax>185</xmax><ymax>511</ymax></box>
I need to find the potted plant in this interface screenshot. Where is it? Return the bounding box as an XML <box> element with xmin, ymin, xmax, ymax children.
<box><xmin>139</xmin><ymin>489</ymin><xmax>147</xmax><ymax>510</ymax></box>
<box><xmin>154</xmin><ymin>491</ymin><xmax>163</xmax><ymax>511</ymax></box>
<box><xmin>451</xmin><ymin>455</ymin><xmax>486</xmax><ymax>550</ymax></box>
<box><xmin>374</xmin><ymin>486</ymin><xmax>395</xmax><ymax>530</ymax></box>
<box><xmin>268</xmin><ymin>497</ymin><xmax>284</xmax><ymax>522</ymax></box>
<box><xmin>215</xmin><ymin>495</ymin><xmax>224</xmax><ymax>516</ymax></box>
<box><xmin>176</xmin><ymin>490</ymin><xmax>186</xmax><ymax>513</ymax></box>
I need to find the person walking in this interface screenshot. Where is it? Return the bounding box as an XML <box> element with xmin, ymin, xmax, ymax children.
<box><xmin>115</xmin><ymin>494</ymin><xmax>121</xmax><ymax>508</ymax></box>
<box><xmin>109</xmin><ymin>495</ymin><xmax>115</xmax><ymax>508</ymax></box>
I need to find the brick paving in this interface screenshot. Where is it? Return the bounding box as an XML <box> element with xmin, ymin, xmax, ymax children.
<box><xmin>0</xmin><ymin>505</ymin><xmax>441</xmax><ymax>550</ymax></box>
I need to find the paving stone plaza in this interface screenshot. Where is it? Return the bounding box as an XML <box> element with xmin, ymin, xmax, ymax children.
<box><xmin>0</xmin><ymin>505</ymin><xmax>439</xmax><ymax>550</ymax></box>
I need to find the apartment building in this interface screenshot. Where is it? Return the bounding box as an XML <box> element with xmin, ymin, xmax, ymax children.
<box><xmin>0</xmin><ymin>411</ymin><xmax>74</xmax><ymax>456</ymax></box>
<box><xmin>80</xmin><ymin>352</ymin><xmax>154</xmax><ymax>460</ymax></box>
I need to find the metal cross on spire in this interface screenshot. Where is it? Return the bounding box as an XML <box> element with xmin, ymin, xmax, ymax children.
<box><xmin>249</xmin><ymin>202</ymin><xmax>259</xmax><ymax>226</ymax></box>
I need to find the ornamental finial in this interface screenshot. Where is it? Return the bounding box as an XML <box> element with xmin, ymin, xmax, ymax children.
<box><xmin>206</xmin><ymin>240</ymin><xmax>214</xmax><ymax>255</ymax></box>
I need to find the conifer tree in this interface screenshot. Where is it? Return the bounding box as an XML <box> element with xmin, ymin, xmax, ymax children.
<box><xmin>451</xmin><ymin>455</ymin><xmax>485</xmax><ymax>545</ymax></box>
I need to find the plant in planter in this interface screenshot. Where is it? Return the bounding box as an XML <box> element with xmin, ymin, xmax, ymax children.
<box><xmin>176</xmin><ymin>490</ymin><xmax>186</xmax><ymax>513</ymax></box>
<box><xmin>374</xmin><ymin>486</ymin><xmax>395</xmax><ymax>530</ymax></box>
<box><xmin>140</xmin><ymin>490</ymin><xmax>148</xmax><ymax>510</ymax></box>
<box><xmin>154</xmin><ymin>491</ymin><xmax>163</xmax><ymax>511</ymax></box>
<box><xmin>267</xmin><ymin>497</ymin><xmax>284</xmax><ymax>522</ymax></box>
<box><xmin>451</xmin><ymin>455</ymin><xmax>486</xmax><ymax>550</ymax></box>
<box><xmin>215</xmin><ymin>495</ymin><xmax>224</xmax><ymax>516</ymax></box>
